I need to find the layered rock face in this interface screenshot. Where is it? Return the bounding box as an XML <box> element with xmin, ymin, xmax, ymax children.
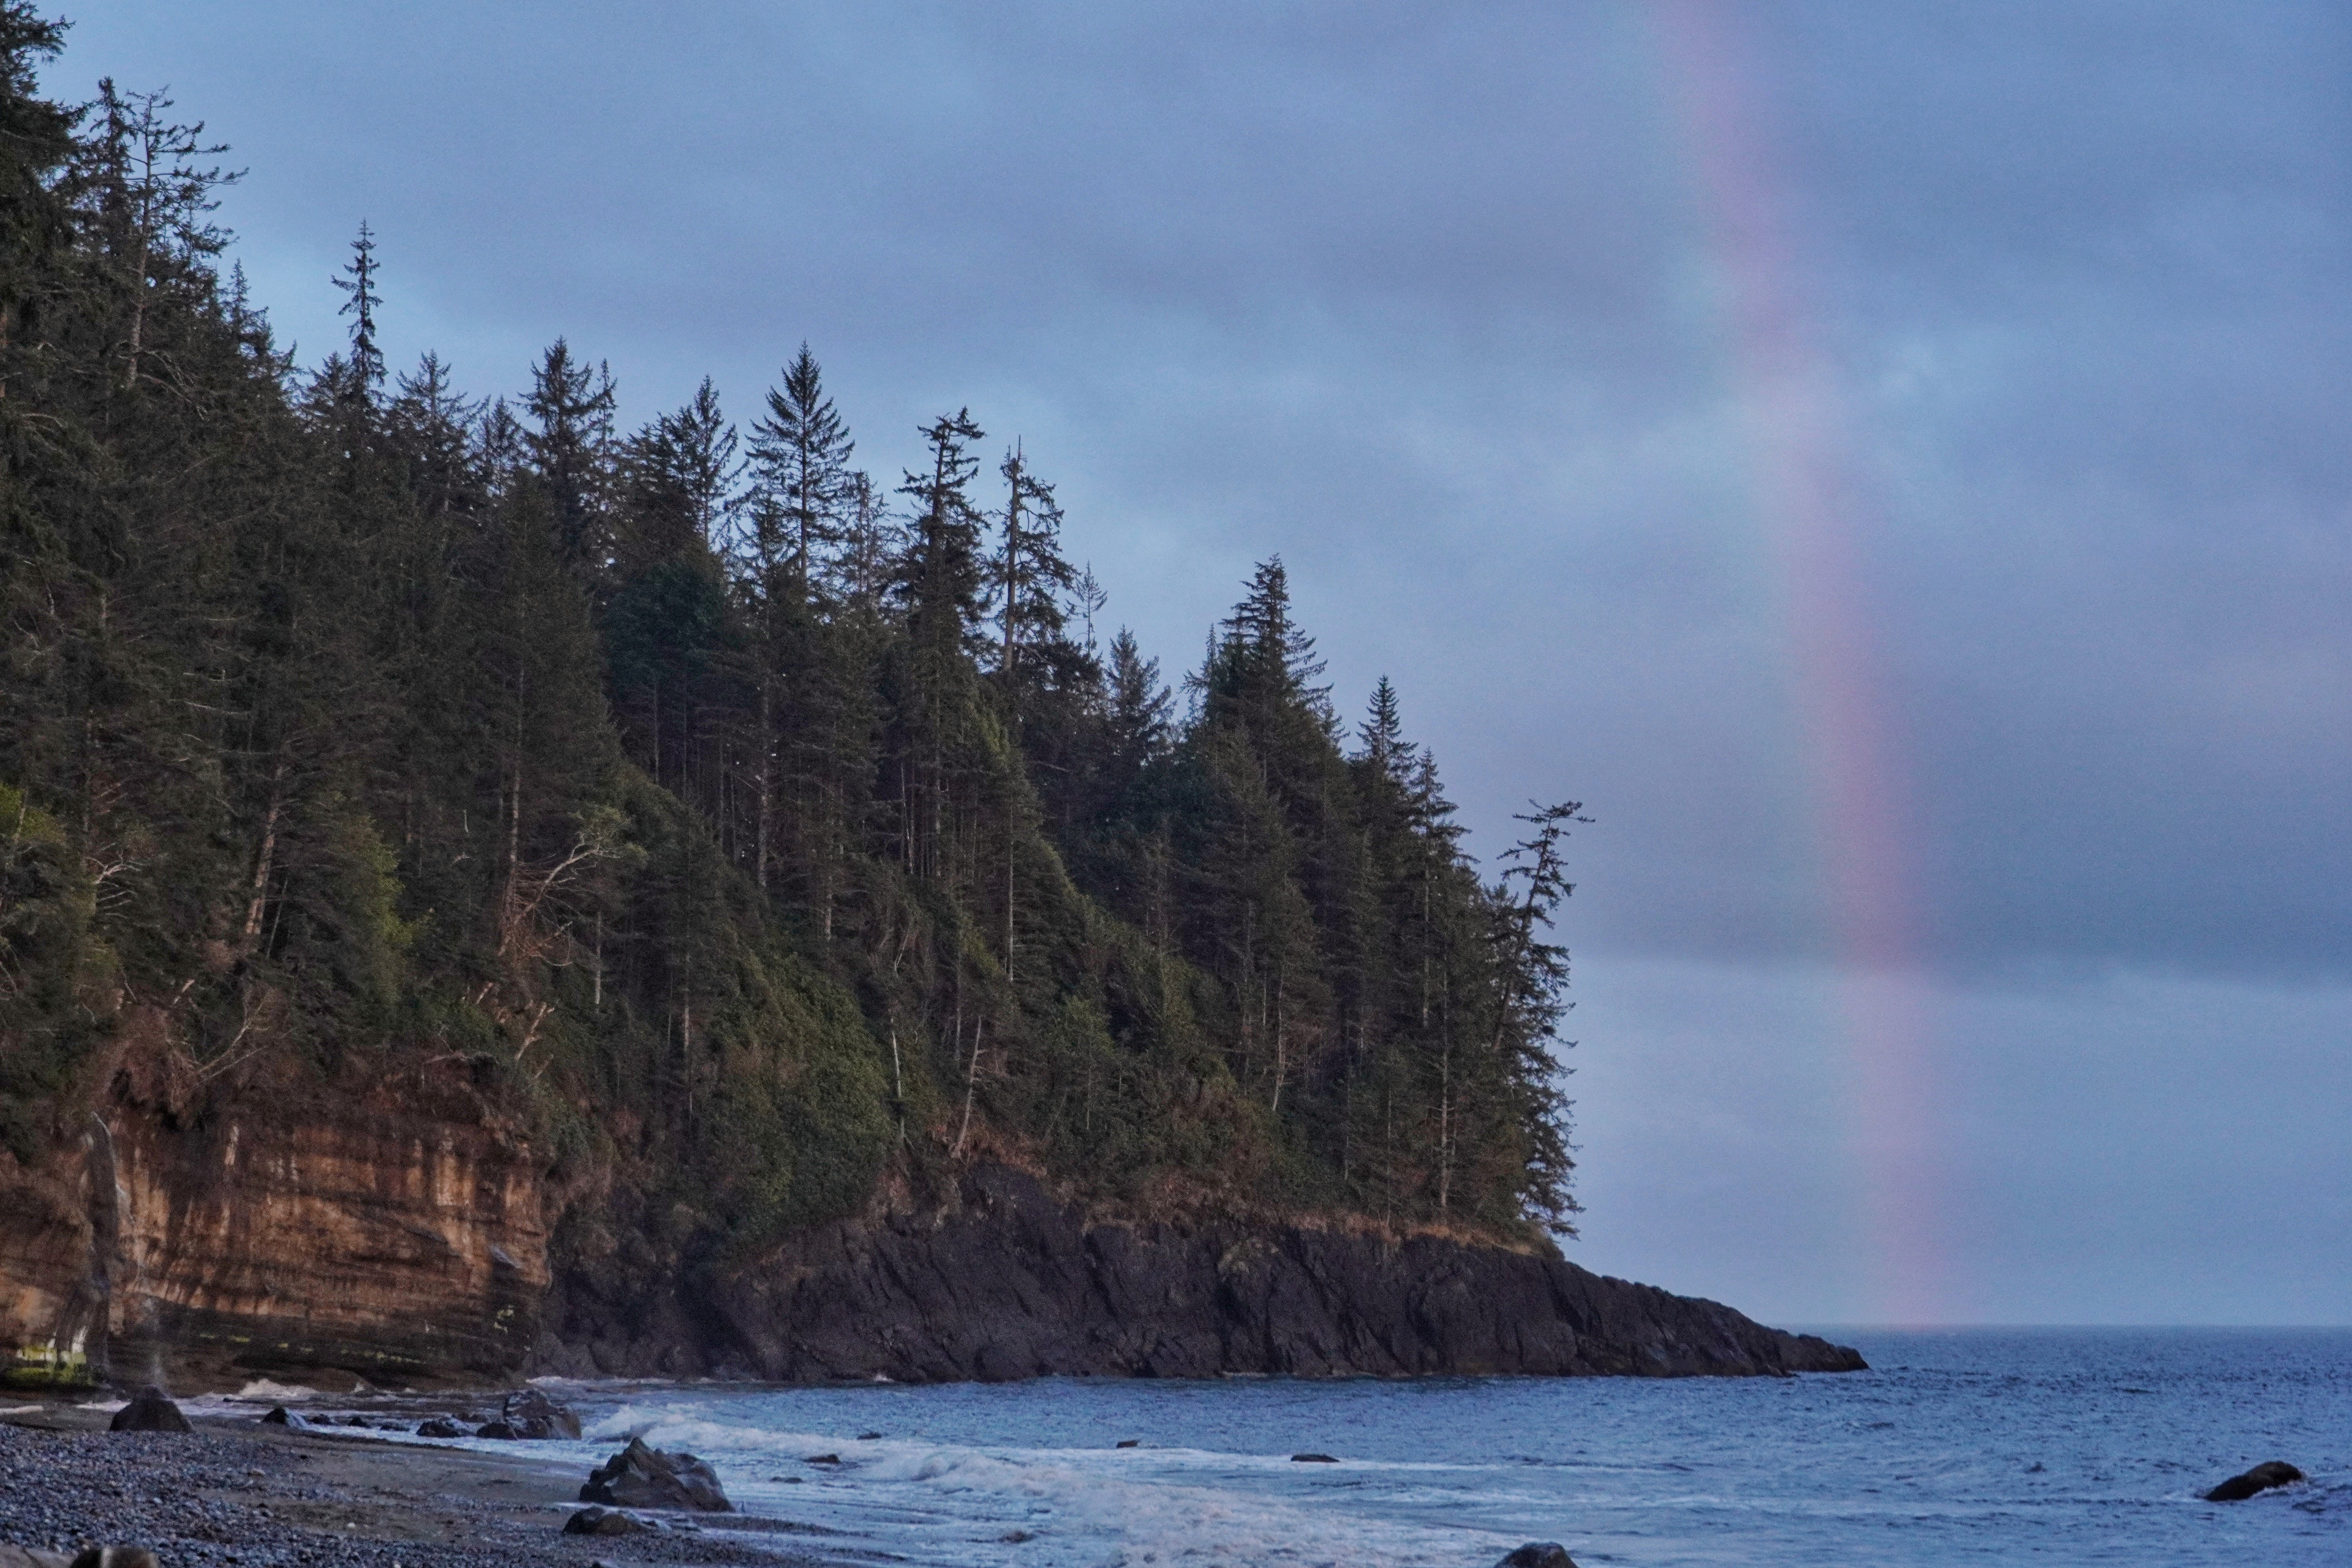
<box><xmin>541</xmin><ymin>1165</ymin><xmax>1865</xmax><ymax>1381</ymax></box>
<box><xmin>0</xmin><ymin>1032</ymin><xmax>548</xmax><ymax>1390</ymax></box>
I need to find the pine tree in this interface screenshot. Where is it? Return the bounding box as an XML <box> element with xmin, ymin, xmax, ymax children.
<box><xmin>86</xmin><ymin>79</ymin><xmax>237</xmax><ymax>392</ymax></box>
<box><xmin>0</xmin><ymin>4</ymin><xmax>78</xmax><ymax>406</ymax></box>
<box><xmin>888</xmin><ymin>410</ymin><xmax>987</xmax><ymax>880</ymax></box>
<box><xmin>746</xmin><ymin>343</ymin><xmax>853</xmax><ymax>591</ymax></box>
<box><xmin>991</xmin><ymin>442</ymin><xmax>1077</xmax><ymax>700</ymax></box>
<box><xmin>522</xmin><ymin>338</ymin><xmax>616</xmax><ymax>573</ymax></box>
<box><xmin>332</xmin><ymin>220</ymin><xmax>383</xmax><ymax>396</ymax></box>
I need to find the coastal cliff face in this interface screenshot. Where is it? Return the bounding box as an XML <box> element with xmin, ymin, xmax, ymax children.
<box><xmin>0</xmin><ymin>1028</ymin><xmax>549</xmax><ymax>1391</ymax></box>
<box><xmin>538</xmin><ymin>1165</ymin><xmax>1864</xmax><ymax>1382</ymax></box>
<box><xmin>5</xmin><ymin>1049</ymin><xmax>1860</xmax><ymax>1390</ymax></box>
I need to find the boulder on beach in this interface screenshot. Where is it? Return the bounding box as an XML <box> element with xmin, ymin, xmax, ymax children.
<box><xmin>1290</xmin><ymin>1452</ymin><xmax>1338</xmax><ymax>1463</ymax></box>
<box><xmin>1496</xmin><ymin>1546</ymin><xmax>1577</xmax><ymax>1568</ymax></box>
<box><xmin>108</xmin><ymin>1387</ymin><xmax>189</xmax><ymax>1434</ymax></box>
<box><xmin>259</xmin><ymin>1405</ymin><xmax>295</xmax><ymax>1426</ymax></box>
<box><xmin>579</xmin><ymin>1436</ymin><xmax>733</xmax><ymax>1512</ymax></box>
<box><xmin>417</xmin><ymin>1416</ymin><xmax>466</xmax><ymax>1438</ymax></box>
<box><xmin>475</xmin><ymin>1419</ymin><xmax>519</xmax><ymax>1439</ymax></box>
<box><xmin>2204</xmin><ymin>1461</ymin><xmax>2304</xmax><ymax>1502</ymax></box>
<box><xmin>563</xmin><ymin>1506</ymin><xmax>650</xmax><ymax>1536</ymax></box>
<box><xmin>503</xmin><ymin>1387</ymin><xmax>583</xmax><ymax>1440</ymax></box>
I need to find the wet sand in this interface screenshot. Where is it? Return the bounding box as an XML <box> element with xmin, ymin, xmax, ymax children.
<box><xmin>0</xmin><ymin>1401</ymin><xmax>831</xmax><ymax>1568</ymax></box>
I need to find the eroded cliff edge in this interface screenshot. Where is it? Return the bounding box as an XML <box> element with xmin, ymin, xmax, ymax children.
<box><xmin>4</xmin><ymin>1049</ymin><xmax>1862</xmax><ymax>1390</ymax></box>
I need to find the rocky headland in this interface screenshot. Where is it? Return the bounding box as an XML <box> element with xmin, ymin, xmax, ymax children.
<box><xmin>3</xmin><ymin>1050</ymin><xmax>1859</xmax><ymax>1393</ymax></box>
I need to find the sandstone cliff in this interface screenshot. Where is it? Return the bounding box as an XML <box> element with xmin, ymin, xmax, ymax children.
<box><xmin>1</xmin><ymin>1020</ymin><xmax>548</xmax><ymax>1391</ymax></box>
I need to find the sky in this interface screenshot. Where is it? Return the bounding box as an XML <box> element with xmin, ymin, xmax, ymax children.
<box><xmin>49</xmin><ymin>0</ymin><xmax>2351</xmax><ymax>1326</ymax></box>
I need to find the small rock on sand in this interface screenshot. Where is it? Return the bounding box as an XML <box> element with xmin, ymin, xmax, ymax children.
<box><xmin>502</xmin><ymin>1388</ymin><xmax>582</xmax><ymax>1440</ymax></box>
<box><xmin>580</xmin><ymin>1436</ymin><xmax>733</xmax><ymax>1512</ymax></box>
<box><xmin>563</xmin><ymin>1505</ymin><xmax>650</xmax><ymax>1536</ymax></box>
<box><xmin>107</xmin><ymin>1388</ymin><xmax>189</xmax><ymax>1435</ymax></box>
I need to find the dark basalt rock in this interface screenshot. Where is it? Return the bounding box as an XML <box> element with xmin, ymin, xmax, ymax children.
<box><xmin>259</xmin><ymin>1405</ymin><xmax>294</xmax><ymax>1426</ymax></box>
<box><xmin>1497</xmin><ymin>1546</ymin><xmax>1577</xmax><ymax>1568</ymax></box>
<box><xmin>2204</xmin><ymin>1461</ymin><xmax>2304</xmax><ymax>1502</ymax></box>
<box><xmin>563</xmin><ymin>1506</ymin><xmax>649</xmax><ymax>1535</ymax></box>
<box><xmin>107</xmin><ymin>1387</ymin><xmax>188</xmax><ymax>1434</ymax></box>
<box><xmin>580</xmin><ymin>1436</ymin><xmax>733</xmax><ymax>1512</ymax></box>
<box><xmin>417</xmin><ymin>1416</ymin><xmax>466</xmax><ymax>1438</ymax></box>
<box><xmin>500</xmin><ymin>1387</ymin><xmax>582</xmax><ymax>1439</ymax></box>
<box><xmin>475</xmin><ymin>1419</ymin><xmax>519</xmax><ymax>1439</ymax></box>
<box><xmin>541</xmin><ymin>1164</ymin><xmax>1868</xmax><ymax>1383</ymax></box>
<box><xmin>1290</xmin><ymin>1453</ymin><xmax>1338</xmax><ymax>1463</ymax></box>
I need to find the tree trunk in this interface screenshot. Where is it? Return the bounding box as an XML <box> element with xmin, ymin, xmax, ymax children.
<box><xmin>237</xmin><ymin>772</ymin><xmax>286</xmax><ymax>959</ymax></box>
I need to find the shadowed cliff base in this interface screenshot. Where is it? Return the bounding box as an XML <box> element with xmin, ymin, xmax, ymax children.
<box><xmin>538</xmin><ymin>1165</ymin><xmax>1866</xmax><ymax>1382</ymax></box>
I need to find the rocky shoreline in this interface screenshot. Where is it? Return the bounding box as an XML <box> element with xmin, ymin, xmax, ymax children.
<box><xmin>541</xmin><ymin>1166</ymin><xmax>1867</xmax><ymax>1383</ymax></box>
<box><xmin>0</xmin><ymin>1404</ymin><xmax>817</xmax><ymax>1568</ymax></box>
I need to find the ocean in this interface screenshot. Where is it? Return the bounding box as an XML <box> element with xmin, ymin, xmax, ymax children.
<box><xmin>405</xmin><ymin>1328</ymin><xmax>2352</xmax><ymax>1565</ymax></box>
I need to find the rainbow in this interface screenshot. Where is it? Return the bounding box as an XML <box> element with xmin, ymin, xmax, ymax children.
<box><xmin>1649</xmin><ymin>0</ymin><xmax>1950</xmax><ymax>1325</ymax></box>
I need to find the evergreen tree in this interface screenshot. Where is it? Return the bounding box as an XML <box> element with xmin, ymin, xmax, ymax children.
<box><xmin>332</xmin><ymin>220</ymin><xmax>383</xmax><ymax>396</ymax></box>
<box><xmin>746</xmin><ymin>343</ymin><xmax>853</xmax><ymax>590</ymax></box>
<box><xmin>522</xmin><ymin>338</ymin><xmax>616</xmax><ymax>573</ymax></box>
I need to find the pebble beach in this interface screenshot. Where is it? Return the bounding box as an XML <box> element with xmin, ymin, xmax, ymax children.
<box><xmin>0</xmin><ymin>1403</ymin><xmax>823</xmax><ymax>1568</ymax></box>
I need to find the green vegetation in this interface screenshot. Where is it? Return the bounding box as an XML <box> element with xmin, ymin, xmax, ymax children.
<box><xmin>0</xmin><ymin>8</ymin><xmax>1581</xmax><ymax>1251</ymax></box>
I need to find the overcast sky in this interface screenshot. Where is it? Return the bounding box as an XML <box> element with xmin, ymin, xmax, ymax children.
<box><xmin>54</xmin><ymin>0</ymin><xmax>2350</xmax><ymax>1325</ymax></box>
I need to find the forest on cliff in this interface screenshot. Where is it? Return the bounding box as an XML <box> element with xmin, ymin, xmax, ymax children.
<box><xmin>0</xmin><ymin>8</ymin><xmax>1582</xmax><ymax>1263</ymax></box>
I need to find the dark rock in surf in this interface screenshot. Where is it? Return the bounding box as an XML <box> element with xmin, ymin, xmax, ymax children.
<box><xmin>805</xmin><ymin>1452</ymin><xmax>840</xmax><ymax>1465</ymax></box>
<box><xmin>259</xmin><ymin>1405</ymin><xmax>294</xmax><ymax>1426</ymax></box>
<box><xmin>563</xmin><ymin>1506</ymin><xmax>649</xmax><ymax>1536</ymax></box>
<box><xmin>1497</xmin><ymin>1545</ymin><xmax>1578</xmax><ymax>1568</ymax></box>
<box><xmin>107</xmin><ymin>1387</ymin><xmax>189</xmax><ymax>1434</ymax></box>
<box><xmin>417</xmin><ymin>1416</ymin><xmax>466</xmax><ymax>1437</ymax></box>
<box><xmin>580</xmin><ymin>1436</ymin><xmax>733</xmax><ymax>1511</ymax></box>
<box><xmin>1290</xmin><ymin>1452</ymin><xmax>1338</xmax><ymax>1463</ymax></box>
<box><xmin>2204</xmin><ymin>1461</ymin><xmax>2304</xmax><ymax>1501</ymax></box>
<box><xmin>503</xmin><ymin>1386</ymin><xmax>582</xmax><ymax>1439</ymax></box>
<box><xmin>1116</xmin><ymin>1439</ymin><xmax>1140</xmax><ymax>1448</ymax></box>
<box><xmin>475</xmin><ymin>1419</ymin><xmax>519</xmax><ymax>1439</ymax></box>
